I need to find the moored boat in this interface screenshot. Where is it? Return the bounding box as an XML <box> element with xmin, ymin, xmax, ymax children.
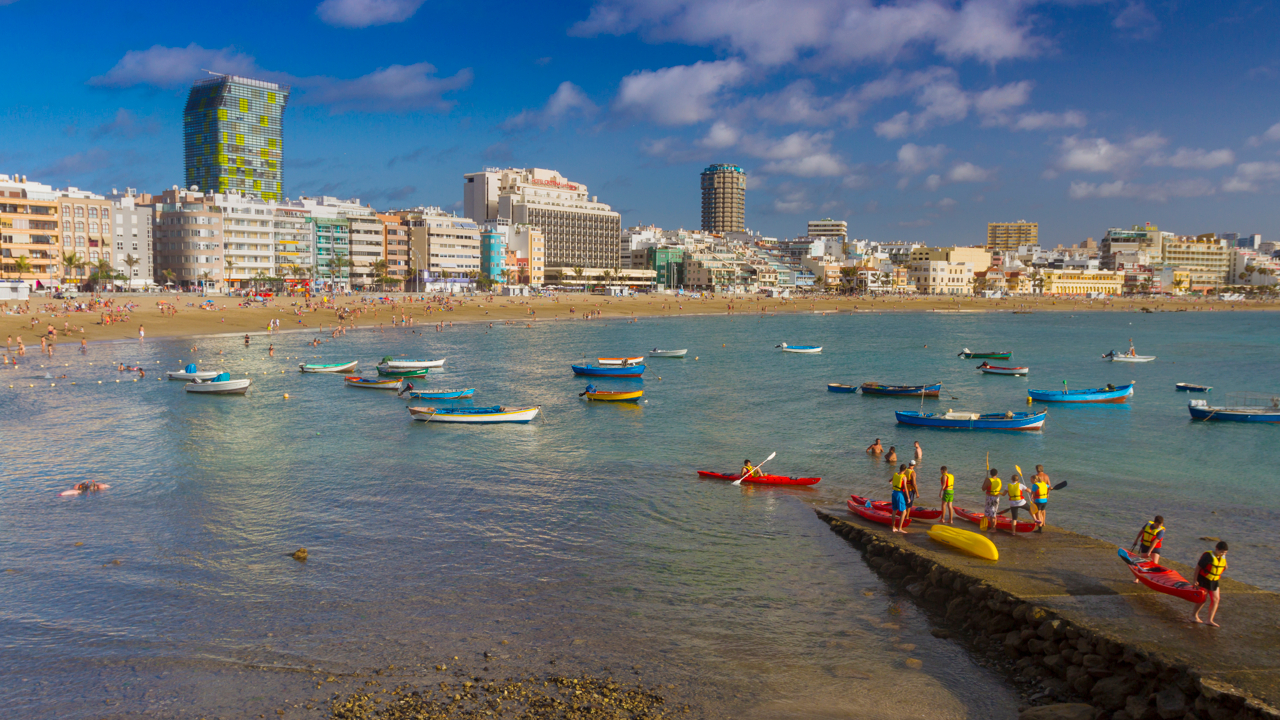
<box><xmin>184</xmin><ymin>372</ymin><xmax>251</xmax><ymax>395</ymax></box>
<box><xmin>300</xmin><ymin>360</ymin><xmax>358</xmax><ymax>373</ymax></box>
<box><xmin>698</xmin><ymin>470</ymin><xmax>820</xmax><ymax>486</ymax></box>
<box><xmin>895</xmin><ymin>409</ymin><xmax>1047</xmax><ymax>431</ymax></box>
<box><xmin>1188</xmin><ymin>395</ymin><xmax>1280</xmax><ymax>423</ymax></box>
<box><xmin>958</xmin><ymin>348</ymin><xmax>1012</xmax><ymax>359</ymax></box>
<box><xmin>1027</xmin><ymin>382</ymin><xmax>1134</xmax><ymax>403</ymax></box>
<box><xmin>584</xmin><ymin>388</ymin><xmax>644</xmax><ymax>402</ymax></box>
<box><xmin>344</xmin><ymin>376</ymin><xmax>403</xmax><ymax>390</ymax></box>
<box><xmin>376</xmin><ymin>365</ymin><xmax>431</xmax><ymax>377</ymax></box>
<box><xmin>860</xmin><ymin>382</ymin><xmax>942</xmax><ymax>397</ymax></box>
<box><xmin>409</xmin><ymin>405</ymin><xmax>540</xmax><ymax>423</ymax></box>
<box><xmin>167</xmin><ymin>363</ymin><xmax>219</xmax><ymax>381</ymax></box>
<box><xmin>597</xmin><ymin>356</ymin><xmax>645</xmax><ymax>366</ymax></box>
<box><xmin>1175</xmin><ymin>383</ymin><xmax>1211</xmax><ymax>392</ymax></box>
<box><xmin>649</xmin><ymin>348</ymin><xmax>687</xmax><ymax>358</ymax></box>
<box><xmin>827</xmin><ymin>383</ymin><xmax>857</xmax><ymax>393</ymax></box>
<box><xmin>1103</xmin><ymin>340</ymin><xmax>1154</xmax><ymax>362</ymax></box>
<box><xmin>976</xmin><ymin>362</ymin><xmax>1029</xmax><ymax>376</ymax></box>
<box><xmin>379</xmin><ymin>356</ymin><xmax>445</xmax><ymax>369</ymax></box>
<box><xmin>402</xmin><ymin>388</ymin><xmax>476</xmax><ymax>399</ymax></box>
<box><xmin>572</xmin><ymin>363</ymin><xmax>645</xmax><ymax>378</ymax></box>
<box><xmin>777</xmin><ymin>343</ymin><xmax>822</xmax><ymax>353</ymax></box>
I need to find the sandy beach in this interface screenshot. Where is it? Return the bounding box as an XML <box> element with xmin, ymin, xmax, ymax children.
<box><xmin>1</xmin><ymin>292</ymin><xmax>1275</xmax><ymax>349</ymax></box>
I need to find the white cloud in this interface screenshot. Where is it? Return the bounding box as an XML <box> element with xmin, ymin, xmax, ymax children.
<box><xmin>89</xmin><ymin>43</ymin><xmax>261</xmax><ymax>88</ymax></box>
<box><xmin>760</xmin><ymin>154</ymin><xmax>846</xmax><ymax>177</ymax></box>
<box><xmin>772</xmin><ymin>187</ymin><xmax>813</xmax><ymax>214</ymax></box>
<box><xmin>1113</xmin><ymin>1</ymin><xmax>1160</xmax><ymax>40</ymax></box>
<box><xmin>691</xmin><ymin>128</ymin><xmax>847</xmax><ymax>177</ymax></box>
<box><xmin>571</xmin><ymin>0</ymin><xmax>1049</xmax><ymax>67</ymax></box>
<box><xmin>875</xmin><ymin>111</ymin><xmax>914</xmax><ymax>139</ymax></box>
<box><xmin>699</xmin><ymin>121</ymin><xmax>740</xmax><ymax>149</ymax></box>
<box><xmin>937</xmin><ymin>197</ymin><xmax>958</xmax><ymax>208</ymax></box>
<box><xmin>1008</xmin><ymin>111</ymin><xmax>1086</xmax><ymax>130</ymax></box>
<box><xmin>924</xmin><ymin>174</ymin><xmax>942</xmax><ymax>191</ymax></box>
<box><xmin>503</xmin><ymin>82</ymin><xmax>598</xmax><ymax>130</ymax></box>
<box><xmin>871</xmin><ymin>73</ymin><xmax>1080</xmax><ymax>137</ymax></box>
<box><xmin>1223</xmin><ymin>162</ymin><xmax>1280</xmax><ymax>193</ymax></box>
<box><xmin>614</xmin><ymin>60</ymin><xmax>747</xmax><ymax>126</ymax></box>
<box><xmin>974</xmin><ymin>80</ymin><xmax>1032</xmax><ymax>116</ymax></box>
<box><xmin>1246</xmin><ymin>122</ymin><xmax>1280</xmax><ymax>147</ymax></box>
<box><xmin>90</xmin><ymin>109</ymin><xmax>159</xmax><ymax>140</ymax></box>
<box><xmin>316</xmin><ymin>0</ymin><xmax>425</xmax><ymax>27</ymax></box>
<box><xmin>1054</xmin><ymin>134</ymin><xmax>1166</xmax><ymax>174</ymax></box>
<box><xmin>1068</xmin><ymin>178</ymin><xmax>1216</xmax><ymax>202</ymax></box>
<box><xmin>895</xmin><ymin>143</ymin><xmax>947</xmax><ymax>175</ymax></box>
<box><xmin>947</xmin><ymin>161</ymin><xmax>992</xmax><ymax>182</ymax></box>
<box><xmin>742</xmin><ymin>80</ymin><xmax>863</xmax><ymax>127</ymax></box>
<box><xmin>1146</xmin><ymin>148</ymin><xmax>1235</xmax><ymax>170</ymax></box>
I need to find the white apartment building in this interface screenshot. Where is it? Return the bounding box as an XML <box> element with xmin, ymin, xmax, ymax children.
<box><xmin>392</xmin><ymin>207</ymin><xmax>482</xmax><ymax>282</ymax></box>
<box><xmin>212</xmin><ymin>192</ymin><xmax>281</xmax><ymax>288</ymax></box>
<box><xmin>292</xmin><ymin>197</ymin><xmax>384</xmax><ymax>290</ymax></box>
<box><xmin>1230</xmin><ymin>248</ymin><xmax>1280</xmax><ymax>287</ymax></box>
<box><xmin>908</xmin><ymin>246</ymin><xmax>992</xmax><ymax>295</ymax></box>
<box><xmin>807</xmin><ymin>218</ymin><xmax>848</xmax><ymax>240</ymax></box>
<box><xmin>464</xmin><ymin>167</ymin><xmax>621</xmax><ymax>268</ymax></box>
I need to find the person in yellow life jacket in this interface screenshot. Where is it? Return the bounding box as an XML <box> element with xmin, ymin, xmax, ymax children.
<box><xmin>999</xmin><ymin>472</ymin><xmax>1030</xmax><ymax>531</ymax></box>
<box><xmin>890</xmin><ymin>464</ymin><xmax>910</xmax><ymax>534</ymax></box>
<box><xmin>938</xmin><ymin>466</ymin><xmax>956</xmax><ymax>525</ymax></box>
<box><xmin>740</xmin><ymin>459</ymin><xmax>762</xmax><ymax>479</ymax></box>
<box><xmin>1193</xmin><ymin>541</ymin><xmax>1229</xmax><ymax>628</ymax></box>
<box><xmin>1031</xmin><ymin>465</ymin><xmax>1051</xmax><ymax>533</ymax></box>
<box><xmin>904</xmin><ymin>461</ymin><xmax>919</xmax><ymax>508</ymax></box>
<box><xmin>982</xmin><ymin>469</ymin><xmax>1002</xmax><ymax>533</ymax></box>
<box><xmin>1130</xmin><ymin>516</ymin><xmax>1165</xmax><ymax>576</ymax></box>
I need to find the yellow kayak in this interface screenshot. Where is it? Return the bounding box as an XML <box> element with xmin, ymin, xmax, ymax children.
<box><xmin>928</xmin><ymin>524</ymin><xmax>998</xmax><ymax>561</ymax></box>
<box><xmin>585</xmin><ymin>389</ymin><xmax>644</xmax><ymax>402</ymax></box>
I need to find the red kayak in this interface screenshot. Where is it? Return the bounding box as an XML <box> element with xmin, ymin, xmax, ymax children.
<box><xmin>697</xmin><ymin>471</ymin><xmax>820</xmax><ymax>486</ymax></box>
<box><xmin>847</xmin><ymin>499</ymin><xmax>911</xmax><ymax>527</ymax></box>
<box><xmin>954</xmin><ymin>507</ymin><xmax>1036</xmax><ymax>533</ymax></box>
<box><xmin>850</xmin><ymin>494</ymin><xmax>943</xmax><ymax>520</ymax></box>
<box><xmin>1118</xmin><ymin>548</ymin><xmax>1207</xmax><ymax>603</ymax></box>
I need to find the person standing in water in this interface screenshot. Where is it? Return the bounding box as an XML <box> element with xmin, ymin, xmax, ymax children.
<box><xmin>939</xmin><ymin>466</ymin><xmax>955</xmax><ymax>525</ymax></box>
<box><xmin>1193</xmin><ymin>541</ymin><xmax>1229</xmax><ymax>628</ymax></box>
<box><xmin>982</xmin><ymin>469</ymin><xmax>1002</xmax><ymax>534</ymax></box>
<box><xmin>913</xmin><ymin>441</ymin><xmax>923</xmax><ymax>463</ymax></box>
<box><xmin>891</xmin><ymin>464</ymin><xmax>910</xmax><ymax>534</ymax></box>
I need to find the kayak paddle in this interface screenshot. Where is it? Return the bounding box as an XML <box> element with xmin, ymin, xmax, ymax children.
<box><xmin>734</xmin><ymin>451</ymin><xmax>777</xmax><ymax>486</ymax></box>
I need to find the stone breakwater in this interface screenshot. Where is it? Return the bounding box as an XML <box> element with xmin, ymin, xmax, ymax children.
<box><xmin>816</xmin><ymin>508</ymin><xmax>1280</xmax><ymax>720</ymax></box>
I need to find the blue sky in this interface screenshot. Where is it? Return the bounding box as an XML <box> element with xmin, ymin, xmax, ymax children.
<box><xmin>3</xmin><ymin>0</ymin><xmax>1280</xmax><ymax>246</ymax></box>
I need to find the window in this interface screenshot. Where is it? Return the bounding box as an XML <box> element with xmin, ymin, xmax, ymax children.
<box><xmin>75</xmin><ymin>207</ymin><xmax>84</xmax><ymax>218</ymax></box>
<box><xmin>101</xmin><ymin>209</ymin><xmax>109</xmax><ymax>222</ymax></box>
<box><xmin>76</xmin><ymin>236</ymin><xmax>85</xmax><ymax>247</ymax></box>
<box><xmin>88</xmin><ymin>208</ymin><xmax>98</xmax><ymax>219</ymax></box>
<box><xmin>62</xmin><ymin>205</ymin><xmax>71</xmax><ymax>216</ymax></box>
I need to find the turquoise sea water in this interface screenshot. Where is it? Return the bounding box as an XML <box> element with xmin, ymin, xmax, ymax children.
<box><xmin>1</xmin><ymin>309</ymin><xmax>1276</xmax><ymax>718</ymax></box>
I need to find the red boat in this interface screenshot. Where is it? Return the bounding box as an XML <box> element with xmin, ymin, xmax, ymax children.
<box><xmin>954</xmin><ymin>507</ymin><xmax>1036</xmax><ymax>533</ymax></box>
<box><xmin>850</xmin><ymin>494</ymin><xmax>943</xmax><ymax>520</ymax></box>
<box><xmin>696</xmin><ymin>471</ymin><xmax>820</xmax><ymax>486</ymax></box>
<box><xmin>847</xmin><ymin>499</ymin><xmax>910</xmax><ymax>526</ymax></box>
<box><xmin>1118</xmin><ymin>549</ymin><xmax>1207</xmax><ymax>603</ymax></box>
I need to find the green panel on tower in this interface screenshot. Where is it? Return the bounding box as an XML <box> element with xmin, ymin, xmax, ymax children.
<box><xmin>183</xmin><ymin>74</ymin><xmax>291</xmax><ymax>201</ymax></box>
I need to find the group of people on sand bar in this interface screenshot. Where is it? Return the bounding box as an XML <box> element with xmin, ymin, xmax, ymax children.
<box><xmin>1130</xmin><ymin>516</ymin><xmax>1230</xmax><ymax>627</ymax></box>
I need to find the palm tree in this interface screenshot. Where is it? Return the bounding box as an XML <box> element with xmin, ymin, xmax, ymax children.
<box><xmin>572</xmin><ymin>265</ymin><xmax>585</xmax><ymax>291</ymax></box>
<box><xmin>11</xmin><ymin>256</ymin><xmax>32</xmax><ymax>290</ymax></box>
<box><xmin>199</xmin><ymin>270</ymin><xmax>212</xmax><ymax>293</ymax></box>
<box><xmin>61</xmin><ymin>252</ymin><xmax>83</xmax><ymax>286</ymax></box>
<box><xmin>223</xmin><ymin>258</ymin><xmax>237</xmax><ymax>289</ymax></box>
<box><xmin>161</xmin><ymin>268</ymin><xmax>176</xmax><ymax>290</ymax></box>
<box><xmin>371</xmin><ymin>259</ymin><xmax>389</xmax><ymax>291</ymax></box>
<box><xmin>500</xmin><ymin>268</ymin><xmax>514</xmax><ymax>286</ymax></box>
<box><xmin>93</xmin><ymin>258</ymin><xmax>114</xmax><ymax>293</ymax></box>
<box><xmin>123</xmin><ymin>254</ymin><xmax>140</xmax><ymax>290</ymax></box>
<box><xmin>253</xmin><ymin>270</ymin><xmax>267</xmax><ymax>291</ymax></box>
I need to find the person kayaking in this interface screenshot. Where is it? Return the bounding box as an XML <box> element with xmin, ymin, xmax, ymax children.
<box><xmin>904</xmin><ymin>461</ymin><xmax>919</xmax><ymax>508</ymax></box>
<box><xmin>1193</xmin><ymin>541</ymin><xmax>1229</xmax><ymax>628</ymax></box>
<box><xmin>999</xmin><ymin>471</ymin><xmax>1030</xmax><ymax>532</ymax></box>
<box><xmin>939</xmin><ymin>466</ymin><xmax>956</xmax><ymax>525</ymax></box>
<box><xmin>1131</xmin><ymin>516</ymin><xmax>1165</xmax><ymax>577</ymax></box>
<box><xmin>75</xmin><ymin>481</ymin><xmax>105</xmax><ymax>493</ymax></box>
<box><xmin>891</xmin><ymin>464</ymin><xmax>910</xmax><ymax>534</ymax></box>
<box><xmin>1031</xmin><ymin>465</ymin><xmax>1051</xmax><ymax>532</ymax></box>
<box><xmin>885</xmin><ymin>446</ymin><xmax>898</xmax><ymax>464</ymax></box>
<box><xmin>740</xmin><ymin>459</ymin><xmax>763</xmax><ymax>479</ymax></box>
<box><xmin>866</xmin><ymin>439</ymin><xmax>883</xmax><ymax>456</ymax></box>
<box><xmin>982</xmin><ymin>469</ymin><xmax>1002</xmax><ymax>534</ymax></box>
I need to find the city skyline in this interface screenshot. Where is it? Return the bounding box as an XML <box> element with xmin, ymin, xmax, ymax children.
<box><xmin>3</xmin><ymin>1</ymin><xmax>1280</xmax><ymax>245</ymax></box>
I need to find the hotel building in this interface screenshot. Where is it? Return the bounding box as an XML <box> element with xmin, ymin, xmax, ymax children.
<box><xmin>700</xmin><ymin>164</ymin><xmax>746</xmax><ymax>234</ymax></box>
<box><xmin>391</xmin><ymin>207</ymin><xmax>482</xmax><ymax>282</ymax></box>
<box><xmin>987</xmin><ymin>220</ymin><xmax>1038</xmax><ymax>254</ymax></box>
<box><xmin>184</xmin><ymin>74</ymin><xmax>290</xmax><ymax>201</ymax></box>
<box><xmin>807</xmin><ymin>218</ymin><xmax>848</xmax><ymax>240</ymax></box>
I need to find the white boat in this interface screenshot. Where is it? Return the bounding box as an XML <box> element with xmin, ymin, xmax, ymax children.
<box><xmin>649</xmin><ymin>348</ymin><xmax>688</xmax><ymax>358</ymax></box>
<box><xmin>167</xmin><ymin>364</ymin><xmax>219</xmax><ymax>381</ymax></box>
<box><xmin>976</xmin><ymin>363</ymin><xmax>1029</xmax><ymax>376</ymax></box>
<box><xmin>1104</xmin><ymin>352</ymin><xmax>1156</xmax><ymax>363</ymax></box>
<box><xmin>597</xmin><ymin>356</ymin><xmax>645</xmax><ymax>366</ymax></box>
<box><xmin>778</xmin><ymin>343</ymin><xmax>822</xmax><ymax>354</ymax></box>
<box><xmin>408</xmin><ymin>405</ymin><xmax>540</xmax><ymax>423</ymax></box>
<box><xmin>185</xmin><ymin>374</ymin><xmax>251</xmax><ymax>395</ymax></box>
<box><xmin>299</xmin><ymin>360</ymin><xmax>359</xmax><ymax>373</ymax></box>
<box><xmin>380</xmin><ymin>357</ymin><xmax>445</xmax><ymax>369</ymax></box>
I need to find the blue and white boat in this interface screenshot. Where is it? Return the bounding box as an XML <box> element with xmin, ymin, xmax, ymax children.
<box><xmin>777</xmin><ymin>343</ymin><xmax>822</xmax><ymax>354</ymax></box>
<box><xmin>895</xmin><ymin>409</ymin><xmax>1047</xmax><ymax>431</ymax></box>
<box><xmin>409</xmin><ymin>405</ymin><xmax>540</xmax><ymax>423</ymax></box>
<box><xmin>401</xmin><ymin>388</ymin><xmax>476</xmax><ymax>400</ymax></box>
<box><xmin>1188</xmin><ymin>395</ymin><xmax>1280</xmax><ymax>423</ymax></box>
<box><xmin>572</xmin><ymin>363</ymin><xmax>645</xmax><ymax>378</ymax></box>
<box><xmin>1027</xmin><ymin>382</ymin><xmax>1134</xmax><ymax>403</ymax></box>
<box><xmin>827</xmin><ymin>383</ymin><xmax>857</xmax><ymax>393</ymax></box>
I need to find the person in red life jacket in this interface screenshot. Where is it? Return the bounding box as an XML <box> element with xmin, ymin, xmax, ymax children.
<box><xmin>1193</xmin><ymin>541</ymin><xmax>1229</xmax><ymax>628</ymax></box>
<box><xmin>1130</xmin><ymin>516</ymin><xmax>1166</xmax><ymax>582</ymax></box>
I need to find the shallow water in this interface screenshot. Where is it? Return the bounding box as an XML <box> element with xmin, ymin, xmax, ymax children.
<box><xmin>1</xmin><ymin>307</ymin><xmax>1276</xmax><ymax>718</ymax></box>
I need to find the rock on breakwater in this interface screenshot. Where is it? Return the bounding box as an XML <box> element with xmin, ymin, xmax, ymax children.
<box><xmin>816</xmin><ymin>508</ymin><xmax>1280</xmax><ymax>720</ymax></box>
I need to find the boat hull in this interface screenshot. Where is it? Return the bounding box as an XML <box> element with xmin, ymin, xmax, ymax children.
<box><xmin>300</xmin><ymin>361</ymin><xmax>358</xmax><ymax>373</ymax></box>
<box><xmin>345</xmin><ymin>376</ymin><xmax>403</xmax><ymax>389</ymax></box>
<box><xmin>404</xmin><ymin>389</ymin><xmax>476</xmax><ymax>399</ymax></box>
<box><xmin>929</xmin><ymin>524</ymin><xmax>999</xmax><ymax>561</ymax></box>
<box><xmin>376</xmin><ymin>366</ymin><xmax>431</xmax><ymax>377</ymax></box>
<box><xmin>585</xmin><ymin>390</ymin><xmax>644</xmax><ymax>402</ymax></box>
<box><xmin>1105</xmin><ymin>354</ymin><xmax>1155</xmax><ymax>363</ymax></box>
<box><xmin>1175</xmin><ymin>383</ymin><xmax>1211</xmax><ymax>392</ymax></box>
<box><xmin>780</xmin><ymin>345</ymin><xmax>822</xmax><ymax>353</ymax></box>
<box><xmin>827</xmin><ymin>383</ymin><xmax>857</xmax><ymax>393</ymax></box>
<box><xmin>572</xmin><ymin>364</ymin><xmax>645</xmax><ymax>378</ymax></box>
<box><xmin>895</xmin><ymin>410</ymin><xmax>1046</xmax><ymax>431</ymax></box>
<box><xmin>1188</xmin><ymin>403</ymin><xmax>1280</xmax><ymax>423</ymax></box>
<box><xmin>977</xmin><ymin>365</ymin><xmax>1029</xmax><ymax>376</ymax></box>
<box><xmin>383</xmin><ymin>359</ymin><xmax>445</xmax><ymax>369</ymax></box>
<box><xmin>697</xmin><ymin>471</ymin><xmax>820</xmax><ymax>486</ymax></box>
<box><xmin>409</xmin><ymin>406</ymin><xmax>540</xmax><ymax>423</ymax></box>
<box><xmin>849</xmin><ymin>495</ymin><xmax>942</xmax><ymax>520</ymax></box>
<box><xmin>185</xmin><ymin>378</ymin><xmax>251</xmax><ymax>394</ymax></box>
<box><xmin>846</xmin><ymin>500</ymin><xmax>909</xmax><ymax>527</ymax></box>
<box><xmin>1119</xmin><ymin>548</ymin><xmax>1206</xmax><ymax>603</ymax></box>
<box><xmin>1027</xmin><ymin>383</ymin><xmax>1134</xmax><ymax>403</ymax></box>
<box><xmin>649</xmin><ymin>349</ymin><xmax>687</xmax><ymax>358</ymax></box>
<box><xmin>861</xmin><ymin>382</ymin><xmax>942</xmax><ymax>397</ymax></box>
<box><xmin>167</xmin><ymin>370</ymin><xmax>219</xmax><ymax>381</ymax></box>
<box><xmin>954</xmin><ymin>507</ymin><xmax>1036</xmax><ymax>533</ymax></box>
<box><xmin>959</xmin><ymin>352</ymin><xmax>1012</xmax><ymax>359</ymax></box>
<box><xmin>597</xmin><ymin>357</ymin><xmax>645</xmax><ymax>366</ymax></box>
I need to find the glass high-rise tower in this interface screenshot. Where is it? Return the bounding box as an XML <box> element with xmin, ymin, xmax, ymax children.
<box><xmin>183</xmin><ymin>74</ymin><xmax>290</xmax><ymax>201</ymax></box>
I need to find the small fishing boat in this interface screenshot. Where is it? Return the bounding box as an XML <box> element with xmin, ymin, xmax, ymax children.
<box><xmin>860</xmin><ymin>382</ymin><xmax>942</xmax><ymax>397</ymax></box>
<box><xmin>649</xmin><ymin>348</ymin><xmax>687</xmax><ymax>358</ymax></box>
<box><xmin>185</xmin><ymin>372</ymin><xmax>251</xmax><ymax>395</ymax></box>
<box><xmin>379</xmin><ymin>357</ymin><xmax>445</xmax><ymax>369</ymax></box>
<box><xmin>849</xmin><ymin>494</ymin><xmax>942</xmax><ymax>520</ymax></box>
<box><xmin>958</xmin><ymin>348</ymin><xmax>1012</xmax><ymax>359</ymax></box>
<box><xmin>953</xmin><ymin>507</ymin><xmax>1036</xmax><ymax>533</ymax></box>
<box><xmin>977</xmin><ymin>363</ymin><xmax>1029</xmax><ymax>376</ymax></box>
<box><xmin>1103</xmin><ymin>340</ymin><xmax>1154</xmax><ymax>362</ymax></box>
<box><xmin>597</xmin><ymin>356</ymin><xmax>645</xmax><ymax>366</ymax></box>
<box><xmin>344</xmin><ymin>376</ymin><xmax>403</xmax><ymax>390</ymax></box>
<box><xmin>572</xmin><ymin>363</ymin><xmax>645</xmax><ymax>378</ymax></box>
<box><xmin>1188</xmin><ymin>394</ymin><xmax>1280</xmax><ymax>423</ymax></box>
<box><xmin>376</xmin><ymin>365</ymin><xmax>431</xmax><ymax>378</ymax></box>
<box><xmin>846</xmin><ymin>500</ymin><xmax>908</xmax><ymax>527</ymax></box>
<box><xmin>583</xmin><ymin>388</ymin><xmax>644</xmax><ymax>402</ymax></box>
<box><xmin>299</xmin><ymin>360</ymin><xmax>358</xmax><ymax>373</ymax></box>
<box><xmin>1175</xmin><ymin>383</ymin><xmax>1211</xmax><ymax>392</ymax></box>
<box><xmin>895</xmin><ymin>409</ymin><xmax>1047</xmax><ymax>431</ymax></box>
<box><xmin>166</xmin><ymin>363</ymin><xmax>219</xmax><ymax>381</ymax></box>
<box><xmin>1118</xmin><ymin>548</ymin><xmax>1206</xmax><ymax>603</ymax></box>
<box><xmin>697</xmin><ymin>470</ymin><xmax>820</xmax><ymax>486</ymax></box>
<box><xmin>401</xmin><ymin>388</ymin><xmax>476</xmax><ymax>399</ymax></box>
<box><xmin>929</xmin><ymin>524</ymin><xmax>999</xmax><ymax>561</ymax></box>
<box><xmin>777</xmin><ymin>343</ymin><xmax>822</xmax><ymax>353</ymax></box>
<box><xmin>1027</xmin><ymin>382</ymin><xmax>1134</xmax><ymax>403</ymax></box>
<box><xmin>409</xmin><ymin>405</ymin><xmax>540</xmax><ymax>423</ymax></box>
<box><xmin>827</xmin><ymin>383</ymin><xmax>857</xmax><ymax>393</ymax></box>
